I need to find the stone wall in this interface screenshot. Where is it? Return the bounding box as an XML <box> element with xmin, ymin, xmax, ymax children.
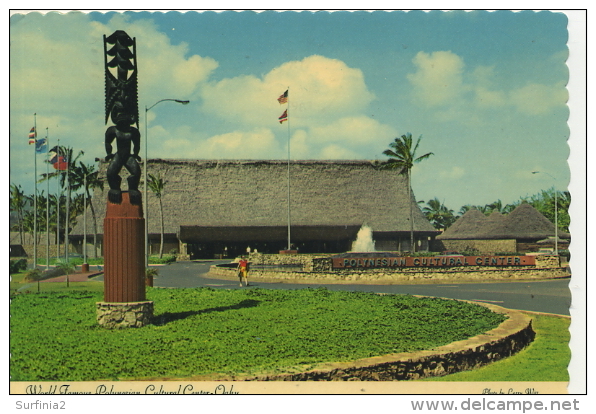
<box><xmin>210</xmin><ymin>265</ymin><xmax>567</xmax><ymax>283</ymax></box>
<box><xmin>249</xmin><ymin>252</ymin><xmax>329</xmax><ymax>272</ymax></box>
<box><xmin>96</xmin><ymin>301</ymin><xmax>154</xmax><ymax>329</ymax></box>
<box><xmin>534</xmin><ymin>255</ymin><xmax>562</xmax><ymax>268</ymax></box>
<box><xmin>211</xmin><ymin>253</ymin><xmax>568</xmax><ymax>282</ymax></box>
<box><xmin>196</xmin><ymin>303</ymin><xmax>536</xmax><ymax>381</ymax></box>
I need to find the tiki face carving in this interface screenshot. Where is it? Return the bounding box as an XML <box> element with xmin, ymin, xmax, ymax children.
<box><xmin>103</xmin><ymin>30</ymin><xmax>141</xmax><ymax>205</ymax></box>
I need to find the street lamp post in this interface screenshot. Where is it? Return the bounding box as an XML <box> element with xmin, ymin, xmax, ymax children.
<box><xmin>144</xmin><ymin>99</ymin><xmax>189</xmax><ymax>268</ymax></box>
<box><xmin>532</xmin><ymin>171</ymin><xmax>558</xmax><ymax>255</ymax></box>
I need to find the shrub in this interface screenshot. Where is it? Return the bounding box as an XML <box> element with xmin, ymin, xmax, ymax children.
<box><xmin>23</xmin><ymin>269</ymin><xmax>43</xmax><ymax>282</ymax></box>
<box><xmin>409</xmin><ymin>251</ymin><xmax>436</xmax><ymax>257</ymax></box>
<box><xmin>41</xmin><ymin>267</ymin><xmax>66</xmax><ymax>279</ymax></box>
<box><xmin>146</xmin><ymin>268</ymin><xmax>159</xmax><ymax>278</ymax></box>
<box><xmin>460</xmin><ymin>249</ymin><xmax>481</xmax><ymax>256</ymax></box>
<box><xmin>55</xmin><ymin>261</ymin><xmax>75</xmax><ymax>275</ymax></box>
<box><xmin>148</xmin><ymin>255</ymin><xmax>176</xmax><ymax>264</ymax></box>
<box><xmin>9</xmin><ymin>259</ymin><xmax>28</xmax><ymax>275</ymax></box>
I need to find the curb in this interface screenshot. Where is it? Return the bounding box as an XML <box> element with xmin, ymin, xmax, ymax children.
<box><xmin>225</xmin><ymin>302</ymin><xmax>535</xmax><ymax>381</ymax></box>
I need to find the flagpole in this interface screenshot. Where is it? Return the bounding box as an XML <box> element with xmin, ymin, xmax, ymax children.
<box><xmin>56</xmin><ymin>139</ymin><xmax>60</xmax><ymax>260</ymax></box>
<box><xmin>65</xmin><ymin>149</ymin><xmax>70</xmax><ymax>263</ymax></box>
<box><xmin>286</xmin><ymin>86</ymin><xmax>291</xmax><ymax>251</ymax></box>
<box><xmin>33</xmin><ymin>113</ymin><xmax>38</xmax><ymax>269</ymax></box>
<box><xmin>46</xmin><ymin>128</ymin><xmax>50</xmax><ymax>270</ymax></box>
<box><xmin>83</xmin><ymin>172</ymin><xmax>87</xmax><ymax>264</ymax></box>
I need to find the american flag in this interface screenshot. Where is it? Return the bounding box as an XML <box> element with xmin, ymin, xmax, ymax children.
<box><xmin>277</xmin><ymin>89</ymin><xmax>288</xmax><ymax>104</ymax></box>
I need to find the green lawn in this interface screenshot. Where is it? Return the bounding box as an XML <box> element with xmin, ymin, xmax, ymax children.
<box><xmin>10</xmin><ymin>271</ymin><xmax>104</xmax><ymax>294</ymax></box>
<box><xmin>10</xmin><ymin>287</ymin><xmax>505</xmax><ymax>381</ymax></box>
<box><xmin>424</xmin><ymin>313</ymin><xmax>570</xmax><ymax>382</ymax></box>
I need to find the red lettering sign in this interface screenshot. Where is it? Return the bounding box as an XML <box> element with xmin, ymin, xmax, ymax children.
<box><xmin>331</xmin><ymin>255</ymin><xmax>535</xmax><ymax>269</ymax></box>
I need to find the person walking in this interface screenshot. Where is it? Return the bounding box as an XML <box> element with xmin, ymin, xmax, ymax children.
<box><xmin>237</xmin><ymin>256</ymin><xmax>249</xmax><ymax>287</ymax></box>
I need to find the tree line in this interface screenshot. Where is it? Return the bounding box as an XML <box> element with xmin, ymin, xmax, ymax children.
<box><xmin>377</xmin><ymin>133</ymin><xmax>570</xmax><ymax>235</ymax></box>
<box><xmin>10</xmin><ymin>146</ymin><xmax>104</xmax><ymax>258</ymax></box>
<box><xmin>10</xmin><ymin>145</ymin><xmax>170</xmax><ymax>261</ymax></box>
<box><xmin>419</xmin><ymin>191</ymin><xmax>570</xmax><ymax>232</ymax></box>
<box><xmin>11</xmin><ymin>139</ymin><xmax>569</xmax><ymax>261</ymax></box>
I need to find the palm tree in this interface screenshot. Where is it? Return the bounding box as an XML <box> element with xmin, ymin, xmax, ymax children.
<box><xmin>39</xmin><ymin>146</ymin><xmax>84</xmax><ymax>259</ymax></box>
<box><xmin>147</xmin><ymin>173</ymin><xmax>166</xmax><ymax>258</ymax></box>
<box><xmin>422</xmin><ymin>197</ymin><xmax>456</xmax><ymax>230</ymax></box>
<box><xmin>380</xmin><ymin>133</ymin><xmax>433</xmax><ymax>251</ymax></box>
<box><xmin>10</xmin><ymin>184</ymin><xmax>29</xmax><ymax>245</ymax></box>
<box><xmin>485</xmin><ymin>199</ymin><xmax>504</xmax><ymax>215</ymax></box>
<box><xmin>69</xmin><ymin>162</ymin><xmax>104</xmax><ymax>257</ymax></box>
<box><xmin>458</xmin><ymin>204</ymin><xmax>473</xmax><ymax>216</ymax></box>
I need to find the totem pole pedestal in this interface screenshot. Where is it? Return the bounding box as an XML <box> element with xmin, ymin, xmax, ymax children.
<box><xmin>96</xmin><ymin>192</ymin><xmax>153</xmax><ymax>328</ymax></box>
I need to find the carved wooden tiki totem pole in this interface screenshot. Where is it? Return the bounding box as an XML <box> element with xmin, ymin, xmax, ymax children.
<box><xmin>97</xmin><ymin>30</ymin><xmax>151</xmax><ymax>326</ymax></box>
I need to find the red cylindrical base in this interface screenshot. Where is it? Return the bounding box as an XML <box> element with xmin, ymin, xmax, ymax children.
<box><xmin>103</xmin><ymin>192</ymin><xmax>145</xmax><ymax>303</ymax></box>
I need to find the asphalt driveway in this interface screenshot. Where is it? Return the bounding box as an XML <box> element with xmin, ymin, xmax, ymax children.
<box><xmin>146</xmin><ymin>261</ymin><xmax>572</xmax><ymax>315</ymax></box>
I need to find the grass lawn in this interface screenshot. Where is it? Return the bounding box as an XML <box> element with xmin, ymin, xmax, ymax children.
<box><xmin>10</xmin><ymin>271</ymin><xmax>104</xmax><ymax>294</ymax></box>
<box><xmin>10</xmin><ymin>287</ymin><xmax>506</xmax><ymax>381</ymax></box>
<box><xmin>424</xmin><ymin>313</ymin><xmax>570</xmax><ymax>382</ymax></box>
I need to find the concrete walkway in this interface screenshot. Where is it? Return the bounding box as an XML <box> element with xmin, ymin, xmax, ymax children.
<box><xmin>40</xmin><ymin>271</ymin><xmax>103</xmax><ymax>283</ymax></box>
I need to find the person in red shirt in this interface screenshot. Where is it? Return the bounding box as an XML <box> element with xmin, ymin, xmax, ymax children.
<box><xmin>237</xmin><ymin>257</ymin><xmax>249</xmax><ymax>287</ymax></box>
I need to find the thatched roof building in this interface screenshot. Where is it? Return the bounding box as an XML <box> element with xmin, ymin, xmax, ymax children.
<box><xmin>436</xmin><ymin>203</ymin><xmax>569</xmax><ymax>254</ymax></box>
<box><xmin>485</xmin><ymin>203</ymin><xmax>570</xmax><ymax>240</ymax></box>
<box><xmin>438</xmin><ymin>208</ymin><xmax>487</xmax><ymax>239</ymax></box>
<box><xmin>438</xmin><ymin>203</ymin><xmax>569</xmax><ymax>241</ymax></box>
<box><xmin>71</xmin><ymin>159</ymin><xmax>438</xmax><ymax>258</ymax></box>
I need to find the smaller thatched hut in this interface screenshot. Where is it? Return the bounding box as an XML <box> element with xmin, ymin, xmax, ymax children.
<box><xmin>435</xmin><ymin>203</ymin><xmax>569</xmax><ymax>254</ymax></box>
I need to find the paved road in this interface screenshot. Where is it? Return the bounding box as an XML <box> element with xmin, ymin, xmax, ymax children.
<box><xmin>148</xmin><ymin>261</ymin><xmax>572</xmax><ymax>316</ymax></box>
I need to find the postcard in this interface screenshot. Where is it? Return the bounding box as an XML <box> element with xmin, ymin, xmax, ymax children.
<box><xmin>7</xmin><ymin>8</ymin><xmax>588</xmax><ymax>412</ymax></box>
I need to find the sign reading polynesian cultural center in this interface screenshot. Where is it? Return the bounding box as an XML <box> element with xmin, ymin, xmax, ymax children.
<box><xmin>332</xmin><ymin>255</ymin><xmax>536</xmax><ymax>269</ymax></box>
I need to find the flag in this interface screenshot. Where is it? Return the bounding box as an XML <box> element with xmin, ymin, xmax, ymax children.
<box><xmin>52</xmin><ymin>156</ymin><xmax>68</xmax><ymax>171</ymax></box>
<box><xmin>277</xmin><ymin>90</ymin><xmax>288</xmax><ymax>104</ymax></box>
<box><xmin>35</xmin><ymin>138</ymin><xmax>48</xmax><ymax>153</ymax></box>
<box><xmin>49</xmin><ymin>147</ymin><xmax>68</xmax><ymax>170</ymax></box>
<box><xmin>278</xmin><ymin>109</ymin><xmax>288</xmax><ymax>124</ymax></box>
<box><xmin>28</xmin><ymin>127</ymin><xmax>36</xmax><ymax>144</ymax></box>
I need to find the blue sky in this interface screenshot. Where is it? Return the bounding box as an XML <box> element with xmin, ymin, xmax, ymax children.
<box><xmin>10</xmin><ymin>10</ymin><xmax>574</xmax><ymax>210</ymax></box>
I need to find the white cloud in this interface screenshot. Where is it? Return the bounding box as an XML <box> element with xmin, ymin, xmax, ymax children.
<box><xmin>474</xmin><ymin>86</ymin><xmax>506</xmax><ymax>107</ymax></box>
<box><xmin>407</xmin><ymin>50</ymin><xmax>568</xmax><ymax>123</ymax></box>
<box><xmin>10</xmin><ymin>12</ymin><xmax>221</xmax><ymax>190</ymax></box>
<box><xmin>319</xmin><ymin>144</ymin><xmax>361</xmax><ymax>160</ymax></box>
<box><xmin>309</xmin><ymin>116</ymin><xmax>395</xmax><ymax>145</ymax></box>
<box><xmin>508</xmin><ymin>82</ymin><xmax>568</xmax><ymax>115</ymax></box>
<box><xmin>197</xmin><ymin>128</ymin><xmax>281</xmax><ymax>159</ymax></box>
<box><xmin>407</xmin><ymin>51</ymin><xmax>466</xmax><ymax>106</ymax></box>
<box><xmin>152</xmin><ymin>125</ymin><xmax>281</xmax><ymax>160</ymax></box>
<box><xmin>200</xmin><ymin>55</ymin><xmax>376</xmax><ymax>126</ymax></box>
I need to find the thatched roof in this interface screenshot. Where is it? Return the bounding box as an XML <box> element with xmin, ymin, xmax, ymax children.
<box><xmin>486</xmin><ymin>210</ymin><xmax>506</xmax><ymax>223</ymax></box>
<box><xmin>485</xmin><ymin>202</ymin><xmax>570</xmax><ymax>240</ymax></box>
<box><xmin>437</xmin><ymin>208</ymin><xmax>487</xmax><ymax>239</ymax></box>
<box><xmin>438</xmin><ymin>203</ymin><xmax>570</xmax><ymax>240</ymax></box>
<box><xmin>70</xmin><ymin>159</ymin><xmax>437</xmax><ymax>238</ymax></box>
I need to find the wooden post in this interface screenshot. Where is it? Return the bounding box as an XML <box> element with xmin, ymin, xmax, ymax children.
<box><xmin>103</xmin><ymin>192</ymin><xmax>145</xmax><ymax>303</ymax></box>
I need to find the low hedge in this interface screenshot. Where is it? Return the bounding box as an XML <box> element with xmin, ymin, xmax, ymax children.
<box><xmin>9</xmin><ymin>259</ymin><xmax>27</xmax><ymax>275</ymax></box>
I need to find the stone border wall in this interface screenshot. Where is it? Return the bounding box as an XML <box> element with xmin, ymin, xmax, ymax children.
<box><xmin>209</xmin><ymin>261</ymin><xmax>568</xmax><ymax>283</ymax></box>
<box><xmin>206</xmin><ymin>302</ymin><xmax>535</xmax><ymax>381</ymax></box>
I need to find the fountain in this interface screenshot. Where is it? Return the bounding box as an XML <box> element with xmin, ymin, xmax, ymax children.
<box><xmin>351</xmin><ymin>225</ymin><xmax>376</xmax><ymax>252</ymax></box>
